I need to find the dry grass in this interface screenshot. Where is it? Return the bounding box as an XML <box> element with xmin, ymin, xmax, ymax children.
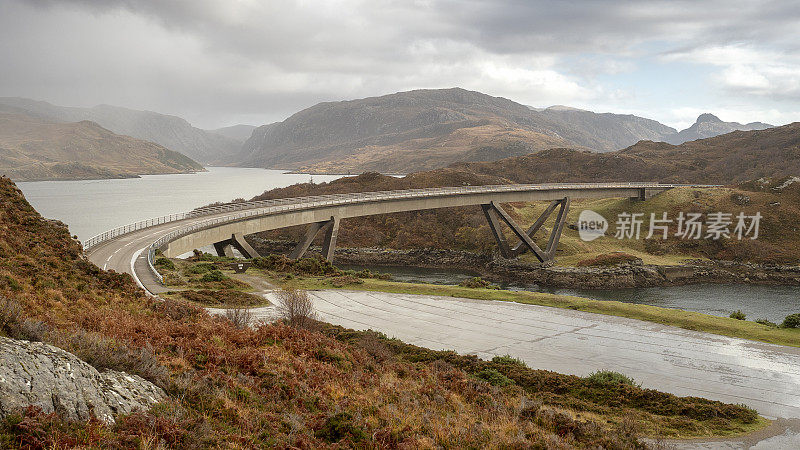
<box><xmin>274</xmin><ymin>288</ymin><xmax>317</xmax><ymax>329</ymax></box>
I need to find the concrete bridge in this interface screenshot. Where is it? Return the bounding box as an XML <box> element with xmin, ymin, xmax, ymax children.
<box><xmin>85</xmin><ymin>182</ymin><xmax>697</xmax><ymax>294</ymax></box>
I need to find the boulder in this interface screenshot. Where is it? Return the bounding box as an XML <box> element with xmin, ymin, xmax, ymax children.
<box><xmin>0</xmin><ymin>336</ymin><xmax>165</xmax><ymax>424</ymax></box>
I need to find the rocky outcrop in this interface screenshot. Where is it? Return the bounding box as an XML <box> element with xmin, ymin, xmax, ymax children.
<box><xmin>0</xmin><ymin>337</ymin><xmax>165</xmax><ymax>424</ymax></box>
<box><xmin>254</xmin><ymin>242</ymin><xmax>800</xmax><ymax>289</ymax></box>
<box><xmin>491</xmin><ymin>259</ymin><xmax>800</xmax><ymax>288</ymax></box>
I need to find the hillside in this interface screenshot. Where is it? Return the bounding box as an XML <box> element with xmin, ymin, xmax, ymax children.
<box><xmin>663</xmin><ymin>113</ymin><xmax>773</xmax><ymax>145</ymax></box>
<box><xmin>452</xmin><ymin>122</ymin><xmax>800</xmax><ymax>184</ymax></box>
<box><xmin>536</xmin><ymin>106</ymin><xmax>676</xmax><ymax>148</ymax></box>
<box><xmin>0</xmin><ymin>113</ymin><xmax>204</xmax><ymax>181</ymax></box>
<box><xmin>207</xmin><ymin>124</ymin><xmax>256</xmax><ymax>143</ymax></box>
<box><xmin>238</xmin><ymin>88</ymin><xmax>678</xmax><ymax>173</ymax></box>
<box><xmin>0</xmin><ymin>98</ymin><xmax>241</xmax><ymax>165</ymax></box>
<box><xmin>0</xmin><ymin>176</ymin><xmax>762</xmax><ymax>447</ymax></box>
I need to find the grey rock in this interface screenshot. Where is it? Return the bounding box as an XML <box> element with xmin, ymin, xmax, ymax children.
<box><xmin>0</xmin><ymin>336</ymin><xmax>165</xmax><ymax>424</ymax></box>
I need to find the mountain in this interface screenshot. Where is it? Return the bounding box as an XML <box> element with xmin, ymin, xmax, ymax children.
<box><xmin>450</xmin><ymin>122</ymin><xmax>800</xmax><ymax>184</ymax></box>
<box><xmin>0</xmin><ymin>112</ymin><xmax>204</xmax><ymax>181</ymax></box>
<box><xmin>663</xmin><ymin>113</ymin><xmax>773</xmax><ymax>145</ymax></box>
<box><xmin>238</xmin><ymin>88</ymin><xmax>678</xmax><ymax>174</ymax></box>
<box><xmin>535</xmin><ymin>106</ymin><xmax>676</xmax><ymax>150</ymax></box>
<box><xmin>0</xmin><ymin>97</ymin><xmax>240</xmax><ymax>165</ymax></box>
<box><xmin>207</xmin><ymin>124</ymin><xmax>257</xmax><ymax>143</ymax></box>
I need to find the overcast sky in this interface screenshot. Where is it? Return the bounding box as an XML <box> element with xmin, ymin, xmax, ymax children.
<box><xmin>1</xmin><ymin>0</ymin><xmax>799</xmax><ymax>130</ymax></box>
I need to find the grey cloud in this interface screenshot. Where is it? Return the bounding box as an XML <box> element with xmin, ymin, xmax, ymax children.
<box><xmin>3</xmin><ymin>0</ymin><xmax>800</xmax><ymax>128</ymax></box>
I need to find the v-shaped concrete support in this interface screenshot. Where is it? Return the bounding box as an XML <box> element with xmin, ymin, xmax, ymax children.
<box><xmin>289</xmin><ymin>216</ymin><xmax>340</xmax><ymax>262</ymax></box>
<box><xmin>213</xmin><ymin>233</ymin><xmax>261</xmax><ymax>259</ymax></box>
<box><xmin>482</xmin><ymin>198</ymin><xmax>570</xmax><ymax>263</ymax></box>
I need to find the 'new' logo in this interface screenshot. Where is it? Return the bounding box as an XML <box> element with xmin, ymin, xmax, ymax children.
<box><xmin>578</xmin><ymin>210</ymin><xmax>608</xmax><ymax>242</ymax></box>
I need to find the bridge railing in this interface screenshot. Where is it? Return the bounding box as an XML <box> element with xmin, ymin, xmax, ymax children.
<box><xmin>147</xmin><ymin>182</ymin><xmax>687</xmax><ymax>253</ymax></box>
<box><xmin>85</xmin><ymin>182</ymin><xmax>692</xmax><ymax>252</ymax></box>
<box><xmin>86</xmin><ymin>181</ymin><xmax>709</xmax><ymax>289</ymax></box>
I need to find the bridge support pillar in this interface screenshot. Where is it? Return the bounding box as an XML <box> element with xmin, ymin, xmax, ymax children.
<box><xmin>631</xmin><ymin>188</ymin><xmax>647</xmax><ymax>201</ymax></box>
<box><xmin>321</xmin><ymin>216</ymin><xmax>340</xmax><ymax>262</ymax></box>
<box><xmin>212</xmin><ymin>233</ymin><xmax>261</xmax><ymax>259</ymax></box>
<box><xmin>289</xmin><ymin>216</ymin><xmax>340</xmax><ymax>262</ymax></box>
<box><xmin>213</xmin><ymin>241</ymin><xmax>235</xmax><ymax>258</ymax></box>
<box><xmin>481</xmin><ymin>198</ymin><xmax>570</xmax><ymax>263</ymax></box>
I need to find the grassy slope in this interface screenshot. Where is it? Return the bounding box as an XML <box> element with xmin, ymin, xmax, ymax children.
<box><xmin>512</xmin><ymin>183</ymin><xmax>800</xmax><ymax>265</ymax></box>
<box><xmin>452</xmin><ymin>122</ymin><xmax>800</xmax><ymax>184</ymax></box>
<box><xmin>0</xmin><ymin>177</ymin><xmax>770</xmax><ymax>446</ymax></box>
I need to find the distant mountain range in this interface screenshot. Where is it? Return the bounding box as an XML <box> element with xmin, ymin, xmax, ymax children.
<box><xmin>450</xmin><ymin>121</ymin><xmax>800</xmax><ymax>184</ymax></box>
<box><xmin>0</xmin><ymin>112</ymin><xmax>204</xmax><ymax>181</ymax></box>
<box><xmin>662</xmin><ymin>113</ymin><xmax>772</xmax><ymax>144</ymax></box>
<box><xmin>0</xmin><ymin>89</ymin><xmax>781</xmax><ymax>179</ymax></box>
<box><xmin>238</xmin><ymin>88</ymin><xmax>775</xmax><ymax>174</ymax></box>
<box><xmin>0</xmin><ymin>97</ymin><xmax>241</xmax><ymax>165</ymax></box>
<box><xmin>208</xmin><ymin>124</ymin><xmax>257</xmax><ymax>143</ymax></box>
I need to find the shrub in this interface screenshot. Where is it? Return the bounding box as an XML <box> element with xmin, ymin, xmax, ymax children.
<box><xmin>491</xmin><ymin>354</ymin><xmax>527</xmax><ymax>367</ymax></box>
<box><xmin>585</xmin><ymin>370</ymin><xmax>640</xmax><ymax>388</ymax></box>
<box><xmin>179</xmin><ymin>289</ymin><xmax>263</xmax><ymax>307</ymax></box>
<box><xmin>0</xmin><ymin>296</ymin><xmax>48</xmax><ymax>342</ymax></box>
<box><xmin>475</xmin><ymin>368</ymin><xmax>513</xmax><ymax>386</ymax></box>
<box><xmin>184</xmin><ymin>263</ymin><xmax>216</xmax><ymax>275</ymax></box>
<box><xmin>459</xmin><ymin>276</ymin><xmax>499</xmax><ymax>289</ymax></box>
<box><xmin>53</xmin><ymin>329</ymin><xmax>169</xmax><ymax>388</ymax></box>
<box><xmin>755</xmin><ymin>318</ymin><xmax>778</xmax><ymax>327</ymax></box>
<box><xmin>224</xmin><ymin>308</ymin><xmax>253</xmax><ymax>329</ymax></box>
<box><xmin>199</xmin><ymin>270</ymin><xmax>226</xmax><ymax>282</ymax></box>
<box><xmin>729</xmin><ymin>310</ymin><xmax>746</xmax><ymax>320</ymax></box>
<box><xmin>154</xmin><ymin>257</ymin><xmax>175</xmax><ymax>271</ymax></box>
<box><xmin>330</xmin><ymin>275</ymin><xmax>364</xmax><ymax>287</ymax></box>
<box><xmin>275</xmin><ymin>288</ymin><xmax>317</xmax><ymax>328</ymax></box>
<box><xmin>781</xmin><ymin>313</ymin><xmax>800</xmax><ymax>328</ymax></box>
<box><xmin>315</xmin><ymin>412</ymin><xmax>366</xmax><ymax>443</ymax></box>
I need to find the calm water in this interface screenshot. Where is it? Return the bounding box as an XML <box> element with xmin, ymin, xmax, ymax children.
<box><xmin>16</xmin><ymin>167</ymin><xmax>341</xmax><ymax>240</ymax></box>
<box><xmin>341</xmin><ymin>264</ymin><xmax>800</xmax><ymax>322</ymax></box>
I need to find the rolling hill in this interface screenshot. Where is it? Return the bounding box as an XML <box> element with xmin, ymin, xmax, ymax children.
<box><xmin>0</xmin><ymin>97</ymin><xmax>241</xmax><ymax>165</ymax></box>
<box><xmin>450</xmin><ymin>122</ymin><xmax>800</xmax><ymax>184</ymax></box>
<box><xmin>237</xmin><ymin>88</ymin><xmax>680</xmax><ymax>174</ymax></box>
<box><xmin>0</xmin><ymin>112</ymin><xmax>204</xmax><ymax>181</ymax></box>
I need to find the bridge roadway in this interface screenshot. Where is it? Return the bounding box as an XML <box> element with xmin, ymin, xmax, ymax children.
<box><xmin>85</xmin><ymin>182</ymin><xmax>684</xmax><ymax>291</ymax></box>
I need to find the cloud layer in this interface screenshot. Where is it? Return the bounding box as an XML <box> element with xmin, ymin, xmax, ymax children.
<box><xmin>2</xmin><ymin>0</ymin><xmax>799</xmax><ymax>128</ymax></box>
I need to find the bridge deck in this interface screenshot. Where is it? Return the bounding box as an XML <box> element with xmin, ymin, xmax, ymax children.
<box><xmin>85</xmin><ymin>182</ymin><xmax>704</xmax><ymax>293</ymax></box>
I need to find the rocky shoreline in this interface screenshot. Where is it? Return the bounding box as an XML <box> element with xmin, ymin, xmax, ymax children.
<box><xmin>247</xmin><ymin>238</ymin><xmax>800</xmax><ymax>289</ymax></box>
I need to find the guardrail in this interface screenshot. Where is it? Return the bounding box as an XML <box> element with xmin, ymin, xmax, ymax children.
<box><xmin>148</xmin><ymin>182</ymin><xmax>696</xmax><ymax>258</ymax></box>
<box><xmin>84</xmin><ymin>182</ymin><xmax>709</xmax><ymax>287</ymax></box>
<box><xmin>146</xmin><ymin>245</ymin><xmax>163</xmax><ymax>284</ymax></box>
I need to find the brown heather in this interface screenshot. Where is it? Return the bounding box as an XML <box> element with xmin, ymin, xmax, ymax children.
<box><xmin>0</xmin><ymin>176</ymin><xmax>761</xmax><ymax>448</ymax></box>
